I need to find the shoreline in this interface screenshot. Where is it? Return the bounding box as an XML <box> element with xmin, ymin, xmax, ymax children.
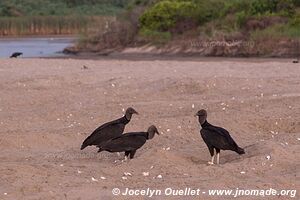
<box><xmin>1</xmin><ymin>35</ymin><xmax>298</xmax><ymax>60</ymax></box>
<box><xmin>43</xmin><ymin>52</ymin><xmax>299</xmax><ymax>63</ymax></box>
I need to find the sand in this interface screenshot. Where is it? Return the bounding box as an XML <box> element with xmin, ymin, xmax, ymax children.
<box><xmin>0</xmin><ymin>58</ymin><xmax>299</xmax><ymax>200</ymax></box>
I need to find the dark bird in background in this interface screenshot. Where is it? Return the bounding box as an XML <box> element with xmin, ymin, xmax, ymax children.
<box><xmin>80</xmin><ymin>107</ymin><xmax>138</xmax><ymax>151</ymax></box>
<box><xmin>98</xmin><ymin>125</ymin><xmax>160</xmax><ymax>160</ymax></box>
<box><xmin>195</xmin><ymin>109</ymin><xmax>245</xmax><ymax>165</ymax></box>
<box><xmin>82</xmin><ymin>65</ymin><xmax>88</xmax><ymax>69</ymax></box>
<box><xmin>10</xmin><ymin>52</ymin><xmax>23</xmax><ymax>58</ymax></box>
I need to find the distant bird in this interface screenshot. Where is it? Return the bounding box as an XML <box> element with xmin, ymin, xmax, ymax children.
<box><xmin>82</xmin><ymin>65</ymin><xmax>88</xmax><ymax>70</ymax></box>
<box><xmin>98</xmin><ymin>125</ymin><xmax>160</xmax><ymax>160</ymax></box>
<box><xmin>80</xmin><ymin>107</ymin><xmax>138</xmax><ymax>150</ymax></box>
<box><xmin>10</xmin><ymin>52</ymin><xmax>23</xmax><ymax>58</ymax></box>
<box><xmin>195</xmin><ymin>109</ymin><xmax>245</xmax><ymax>165</ymax></box>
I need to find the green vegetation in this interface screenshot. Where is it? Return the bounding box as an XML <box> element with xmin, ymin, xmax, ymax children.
<box><xmin>139</xmin><ymin>29</ymin><xmax>172</xmax><ymax>45</ymax></box>
<box><xmin>0</xmin><ymin>0</ymin><xmax>127</xmax><ymax>16</ymax></box>
<box><xmin>0</xmin><ymin>0</ymin><xmax>127</xmax><ymax>35</ymax></box>
<box><xmin>139</xmin><ymin>0</ymin><xmax>300</xmax><ymax>36</ymax></box>
<box><xmin>139</xmin><ymin>0</ymin><xmax>196</xmax><ymax>31</ymax></box>
<box><xmin>71</xmin><ymin>0</ymin><xmax>299</xmax><ymax>56</ymax></box>
<box><xmin>251</xmin><ymin>23</ymin><xmax>300</xmax><ymax>39</ymax></box>
<box><xmin>0</xmin><ymin>16</ymin><xmax>109</xmax><ymax>35</ymax></box>
<box><xmin>4</xmin><ymin>0</ymin><xmax>297</xmax><ymax>56</ymax></box>
<box><xmin>251</xmin><ymin>13</ymin><xmax>300</xmax><ymax>39</ymax></box>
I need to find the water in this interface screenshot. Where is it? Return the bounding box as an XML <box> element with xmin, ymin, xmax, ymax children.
<box><xmin>0</xmin><ymin>37</ymin><xmax>75</xmax><ymax>58</ymax></box>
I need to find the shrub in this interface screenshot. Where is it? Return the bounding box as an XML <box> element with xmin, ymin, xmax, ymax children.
<box><xmin>139</xmin><ymin>0</ymin><xmax>196</xmax><ymax>32</ymax></box>
<box><xmin>139</xmin><ymin>28</ymin><xmax>172</xmax><ymax>45</ymax></box>
<box><xmin>192</xmin><ymin>0</ymin><xmax>225</xmax><ymax>24</ymax></box>
<box><xmin>289</xmin><ymin>13</ymin><xmax>300</xmax><ymax>26</ymax></box>
<box><xmin>276</xmin><ymin>0</ymin><xmax>296</xmax><ymax>16</ymax></box>
<box><xmin>236</xmin><ymin>11</ymin><xmax>248</xmax><ymax>28</ymax></box>
<box><xmin>293</xmin><ymin>0</ymin><xmax>300</xmax><ymax>6</ymax></box>
<box><xmin>221</xmin><ymin>0</ymin><xmax>251</xmax><ymax>16</ymax></box>
<box><xmin>249</xmin><ymin>0</ymin><xmax>296</xmax><ymax>16</ymax></box>
<box><xmin>250</xmin><ymin>0</ymin><xmax>278</xmax><ymax>15</ymax></box>
<box><xmin>251</xmin><ymin>22</ymin><xmax>300</xmax><ymax>39</ymax></box>
<box><xmin>78</xmin><ymin>17</ymin><xmax>137</xmax><ymax>51</ymax></box>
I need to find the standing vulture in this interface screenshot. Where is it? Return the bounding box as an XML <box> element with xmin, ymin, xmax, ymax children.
<box><xmin>80</xmin><ymin>107</ymin><xmax>138</xmax><ymax>150</ymax></box>
<box><xmin>98</xmin><ymin>125</ymin><xmax>160</xmax><ymax>160</ymax></box>
<box><xmin>195</xmin><ymin>109</ymin><xmax>245</xmax><ymax>165</ymax></box>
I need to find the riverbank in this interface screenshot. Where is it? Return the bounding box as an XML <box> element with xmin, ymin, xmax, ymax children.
<box><xmin>0</xmin><ymin>58</ymin><xmax>299</xmax><ymax>199</ymax></box>
<box><xmin>52</xmin><ymin>51</ymin><xmax>299</xmax><ymax>62</ymax></box>
<box><xmin>64</xmin><ymin>0</ymin><xmax>300</xmax><ymax>58</ymax></box>
<box><xmin>63</xmin><ymin>41</ymin><xmax>300</xmax><ymax>59</ymax></box>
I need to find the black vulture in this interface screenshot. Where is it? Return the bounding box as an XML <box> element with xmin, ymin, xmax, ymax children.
<box><xmin>80</xmin><ymin>107</ymin><xmax>138</xmax><ymax>150</ymax></box>
<box><xmin>195</xmin><ymin>109</ymin><xmax>245</xmax><ymax>165</ymax></box>
<box><xmin>98</xmin><ymin>125</ymin><xmax>160</xmax><ymax>160</ymax></box>
<box><xmin>10</xmin><ymin>52</ymin><xmax>23</xmax><ymax>58</ymax></box>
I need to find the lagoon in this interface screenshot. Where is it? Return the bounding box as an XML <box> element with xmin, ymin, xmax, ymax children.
<box><xmin>0</xmin><ymin>36</ymin><xmax>75</xmax><ymax>58</ymax></box>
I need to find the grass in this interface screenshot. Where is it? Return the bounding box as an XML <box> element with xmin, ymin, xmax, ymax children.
<box><xmin>0</xmin><ymin>16</ymin><xmax>112</xmax><ymax>36</ymax></box>
<box><xmin>251</xmin><ymin>23</ymin><xmax>300</xmax><ymax>40</ymax></box>
<box><xmin>0</xmin><ymin>0</ymin><xmax>127</xmax><ymax>36</ymax></box>
<box><xmin>0</xmin><ymin>0</ymin><xmax>127</xmax><ymax>16</ymax></box>
<box><xmin>139</xmin><ymin>28</ymin><xmax>172</xmax><ymax>45</ymax></box>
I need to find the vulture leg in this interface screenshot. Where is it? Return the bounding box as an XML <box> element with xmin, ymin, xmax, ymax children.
<box><xmin>124</xmin><ymin>151</ymin><xmax>130</xmax><ymax>160</ymax></box>
<box><xmin>216</xmin><ymin>148</ymin><xmax>220</xmax><ymax>165</ymax></box>
<box><xmin>122</xmin><ymin>156</ymin><xmax>128</xmax><ymax>162</ymax></box>
<box><xmin>208</xmin><ymin>147</ymin><xmax>215</xmax><ymax>165</ymax></box>
<box><xmin>129</xmin><ymin>150</ymin><xmax>136</xmax><ymax>159</ymax></box>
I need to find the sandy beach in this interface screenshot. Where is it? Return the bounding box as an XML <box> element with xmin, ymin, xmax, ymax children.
<box><xmin>0</xmin><ymin>58</ymin><xmax>299</xmax><ymax>200</ymax></box>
